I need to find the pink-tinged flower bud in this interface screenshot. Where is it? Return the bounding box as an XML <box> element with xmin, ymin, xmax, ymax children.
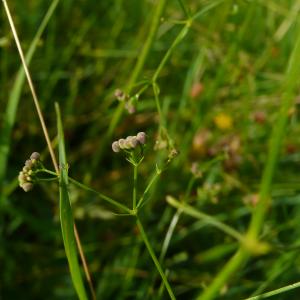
<box><xmin>127</xmin><ymin>136</ymin><xmax>138</xmax><ymax>148</ymax></box>
<box><xmin>118</xmin><ymin>139</ymin><xmax>126</xmax><ymax>149</ymax></box>
<box><xmin>23</xmin><ymin>166</ymin><xmax>29</xmax><ymax>172</ymax></box>
<box><xmin>25</xmin><ymin>159</ymin><xmax>33</xmax><ymax>168</ymax></box>
<box><xmin>21</xmin><ymin>182</ymin><xmax>33</xmax><ymax>192</ymax></box>
<box><xmin>114</xmin><ymin>89</ymin><xmax>126</xmax><ymax>101</ymax></box>
<box><xmin>124</xmin><ymin>136</ymin><xmax>133</xmax><ymax>149</ymax></box>
<box><xmin>112</xmin><ymin>141</ymin><xmax>120</xmax><ymax>153</ymax></box>
<box><xmin>30</xmin><ymin>152</ymin><xmax>40</xmax><ymax>160</ymax></box>
<box><xmin>136</xmin><ymin>132</ymin><xmax>146</xmax><ymax>145</ymax></box>
<box><xmin>18</xmin><ymin>172</ymin><xmax>26</xmax><ymax>184</ymax></box>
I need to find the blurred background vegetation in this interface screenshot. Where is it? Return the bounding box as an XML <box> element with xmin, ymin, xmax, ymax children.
<box><xmin>1</xmin><ymin>0</ymin><xmax>300</xmax><ymax>299</ymax></box>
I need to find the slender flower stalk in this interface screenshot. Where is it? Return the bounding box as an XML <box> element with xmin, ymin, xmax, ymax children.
<box><xmin>136</xmin><ymin>217</ymin><xmax>176</xmax><ymax>300</ymax></box>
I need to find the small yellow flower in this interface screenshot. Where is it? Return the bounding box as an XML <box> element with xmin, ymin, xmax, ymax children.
<box><xmin>214</xmin><ymin>113</ymin><xmax>233</xmax><ymax>131</ymax></box>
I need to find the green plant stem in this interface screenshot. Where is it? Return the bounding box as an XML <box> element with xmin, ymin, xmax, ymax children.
<box><xmin>248</xmin><ymin>32</ymin><xmax>300</xmax><ymax>239</ymax></box>
<box><xmin>133</xmin><ymin>164</ymin><xmax>138</xmax><ymax>210</ymax></box>
<box><xmin>136</xmin><ymin>167</ymin><xmax>161</xmax><ymax>208</ymax></box>
<box><xmin>0</xmin><ymin>0</ymin><xmax>60</xmax><ymax>191</ymax></box>
<box><xmin>42</xmin><ymin>169</ymin><xmax>132</xmax><ymax>214</ymax></box>
<box><xmin>191</xmin><ymin>0</ymin><xmax>226</xmax><ymax>21</ymax></box>
<box><xmin>2</xmin><ymin>0</ymin><xmax>59</xmax><ymax>173</ymax></box>
<box><xmin>160</xmin><ymin>177</ymin><xmax>196</xmax><ymax>262</ymax></box>
<box><xmin>70</xmin><ymin>178</ymin><xmax>132</xmax><ymax>215</ymax></box>
<box><xmin>152</xmin><ymin>24</ymin><xmax>190</xmax><ymax>83</ymax></box>
<box><xmin>197</xmin><ymin>249</ymin><xmax>249</xmax><ymax>300</ymax></box>
<box><xmin>243</xmin><ymin>281</ymin><xmax>300</xmax><ymax>300</ymax></box>
<box><xmin>176</xmin><ymin>0</ymin><xmax>190</xmax><ymax>18</ymax></box>
<box><xmin>136</xmin><ymin>216</ymin><xmax>176</xmax><ymax>300</ymax></box>
<box><xmin>108</xmin><ymin>0</ymin><xmax>167</xmax><ymax>136</ymax></box>
<box><xmin>153</xmin><ymin>82</ymin><xmax>165</xmax><ymax>130</ymax></box>
<box><xmin>167</xmin><ymin>196</ymin><xmax>244</xmax><ymax>242</ymax></box>
<box><xmin>126</xmin><ymin>0</ymin><xmax>166</xmax><ymax>93</ymax></box>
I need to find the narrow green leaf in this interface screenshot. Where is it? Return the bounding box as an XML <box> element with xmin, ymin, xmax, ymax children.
<box><xmin>166</xmin><ymin>196</ymin><xmax>244</xmax><ymax>241</ymax></box>
<box><xmin>55</xmin><ymin>103</ymin><xmax>88</xmax><ymax>300</ymax></box>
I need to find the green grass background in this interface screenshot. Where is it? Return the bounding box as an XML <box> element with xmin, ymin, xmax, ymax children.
<box><xmin>1</xmin><ymin>0</ymin><xmax>300</xmax><ymax>299</ymax></box>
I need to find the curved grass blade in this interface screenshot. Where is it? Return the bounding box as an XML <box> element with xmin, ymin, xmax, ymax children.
<box><xmin>55</xmin><ymin>103</ymin><xmax>88</xmax><ymax>300</ymax></box>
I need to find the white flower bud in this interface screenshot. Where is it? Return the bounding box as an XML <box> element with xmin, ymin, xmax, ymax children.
<box><xmin>25</xmin><ymin>159</ymin><xmax>33</xmax><ymax>168</ymax></box>
<box><xmin>30</xmin><ymin>152</ymin><xmax>40</xmax><ymax>160</ymax></box>
<box><xmin>21</xmin><ymin>182</ymin><xmax>33</xmax><ymax>192</ymax></box>
<box><xmin>124</xmin><ymin>136</ymin><xmax>135</xmax><ymax>149</ymax></box>
<box><xmin>23</xmin><ymin>166</ymin><xmax>29</xmax><ymax>172</ymax></box>
<box><xmin>18</xmin><ymin>172</ymin><xmax>26</xmax><ymax>184</ymax></box>
<box><xmin>124</xmin><ymin>136</ymin><xmax>137</xmax><ymax>148</ymax></box>
<box><xmin>136</xmin><ymin>132</ymin><xmax>146</xmax><ymax>144</ymax></box>
<box><xmin>118</xmin><ymin>139</ymin><xmax>126</xmax><ymax>149</ymax></box>
<box><xmin>112</xmin><ymin>141</ymin><xmax>120</xmax><ymax>153</ymax></box>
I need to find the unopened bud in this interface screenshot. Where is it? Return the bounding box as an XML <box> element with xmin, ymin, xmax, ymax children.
<box><xmin>118</xmin><ymin>139</ymin><xmax>126</xmax><ymax>149</ymax></box>
<box><xmin>18</xmin><ymin>172</ymin><xmax>26</xmax><ymax>184</ymax></box>
<box><xmin>112</xmin><ymin>141</ymin><xmax>120</xmax><ymax>153</ymax></box>
<box><xmin>136</xmin><ymin>132</ymin><xmax>146</xmax><ymax>144</ymax></box>
<box><xmin>30</xmin><ymin>152</ymin><xmax>40</xmax><ymax>160</ymax></box>
<box><xmin>114</xmin><ymin>89</ymin><xmax>126</xmax><ymax>101</ymax></box>
<box><xmin>124</xmin><ymin>136</ymin><xmax>138</xmax><ymax>149</ymax></box>
<box><xmin>25</xmin><ymin>159</ymin><xmax>33</xmax><ymax>168</ymax></box>
<box><xmin>21</xmin><ymin>182</ymin><xmax>33</xmax><ymax>192</ymax></box>
<box><xmin>23</xmin><ymin>166</ymin><xmax>29</xmax><ymax>172</ymax></box>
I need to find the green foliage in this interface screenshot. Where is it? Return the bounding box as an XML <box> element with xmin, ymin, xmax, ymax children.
<box><xmin>1</xmin><ymin>1</ymin><xmax>300</xmax><ymax>300</ymax></box>
<box><xmin>56</xmin><ymin>103</ymin><xmax>88</xmax><ymax>300</ymax></box>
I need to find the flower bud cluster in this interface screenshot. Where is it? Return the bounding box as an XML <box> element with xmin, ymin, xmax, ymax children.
<box><xmin>114</xmin><ymin>89</ymin><xmax>137</xmax><ymax>114</ymax></box>
<box><xmin>18</xmin><ymin>152</ymin><xmax>41</xmax><ymax>192</ymax></box>
<box><xmin>112</xmin><ymin>132</ymin><xmax>146</xmax><ymax>153</ymax></box>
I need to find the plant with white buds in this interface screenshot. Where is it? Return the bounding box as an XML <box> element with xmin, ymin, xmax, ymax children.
<box><xmin>136</xmin><ymin>132</ymin><xmax>146</xmax><ymax>145</ymax></box>
<box><xmin>112</xmin><ymin>132</ymin><xmax>147</xmax><ymax>153</ymax></box>
<box><xmin>18</xmin><ymin>152</ymin><xmax>42</xmax><ymax>192</ymax></box>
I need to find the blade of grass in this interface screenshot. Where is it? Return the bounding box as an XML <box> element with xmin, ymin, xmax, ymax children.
<box><xmin>166</xmin><ymin>196</ymin><xmax>244</xmax><ymax>242</ymax></box>
<box><xmin>108</xmin><ymin>0</ymin><xmax>167</xmax><ymax>136</ymax></box>
<box><xmin>2</xmin><ymin>2</ymin><xmax>96</xmax><ymax>297</ymax></box>
<box><xmin>243</xmin><ymin>281</ymin><xmax>300</xmax><ymax>300</ymax></box>
<box><xmin>136</xmin><ymin>216</ymin><xmax>176</xmax><ymax>300</ymax></box>
<box><xmin>0</xmin><ymin>0</ymin><xmax>60</xmax><ymax>192</ymax></box>
<box><xmin>1</xmin><ymin>0</ymin><xmax>59</xmax><ymax>173</ymax></box>
<box><xmin>55</xmin><ymin>103</ymin><xmax>88</xmax><ymax>300</ymax></box>
<box><xmin>197</xmin><ymin>17</ymin><xmax>300</xmax><ymax>300</ymax></box>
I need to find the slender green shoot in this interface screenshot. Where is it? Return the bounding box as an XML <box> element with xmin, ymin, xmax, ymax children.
<box><xmin>133</xmin><ymin>164</ymin><xmax>138</xmax><ymax>210</ymax></box>
<box><xmin>41</xmin><ymin>169</ymin><xmax>132</xmax><ymax>214</ymax></box>
<box><xmin>243</xmin><ymin>281</ymin><xmax>300</xmax><ymax>300</ymax></box>
<box><xmin>108</xmin><ymin>0</ymin><xmax>167</xmax><ymax>136</ymax></box>
<box><xmin>0</xmin><ymin>0</ymin><xmax>60</xmax><ymax>190</ymax></box>
<box><xmin>136</xmin><ymin>216</ymin><xmax>176</xmax><ymax>300</ymax></box>
<box><xmin>197</xmin><ymin>17</ymin><xmax>300</xmax><ymax>300</ymax></box>
<box><xmin>55</xmin><ymin>103</ymin><xmax>88</xmax><ymax>300</ymax></box>
<box><xmin>136</xmin><ymin>165</ymin><xmax>162</xmax><ymax>209</ymax></box>
<box><xmin>166</xmin><ymin>196</ymin><xmax>244</xmax><ymax>242</ymax></box>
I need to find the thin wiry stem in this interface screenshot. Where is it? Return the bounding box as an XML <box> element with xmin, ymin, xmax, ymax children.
<box><xmin>2</xmin><ymin>0</ymin><xmax>58</xmax><ymax>174</ymax></box>
<box><xmin>136</xmin><ymin>216</ymin><xmax>176</xmax><ymax>300</ymax></box>
<box><xmin>1</xmin><ymin>2</ymin><xmax>96</xmax><ymax>298</ymax></box>
<box><xmin>243</xmin><ymin>281</ymin><xmax>300</xmax><ymax>300</ymax></box>
<box><xmin>133</xmin><ymin>164</ymin><xmax>138</xmax><ymax>210</ymax></box>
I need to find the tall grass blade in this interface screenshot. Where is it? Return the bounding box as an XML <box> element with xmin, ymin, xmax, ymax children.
<box><xmin>55</xmin><ymin>103</ymin><xmax>88</xmax><ymax>300</ymax></box>
<box><xmin>0</xmin><ymin>0</ymin><xmax>60</xmax><ymax>191</ymax></box>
